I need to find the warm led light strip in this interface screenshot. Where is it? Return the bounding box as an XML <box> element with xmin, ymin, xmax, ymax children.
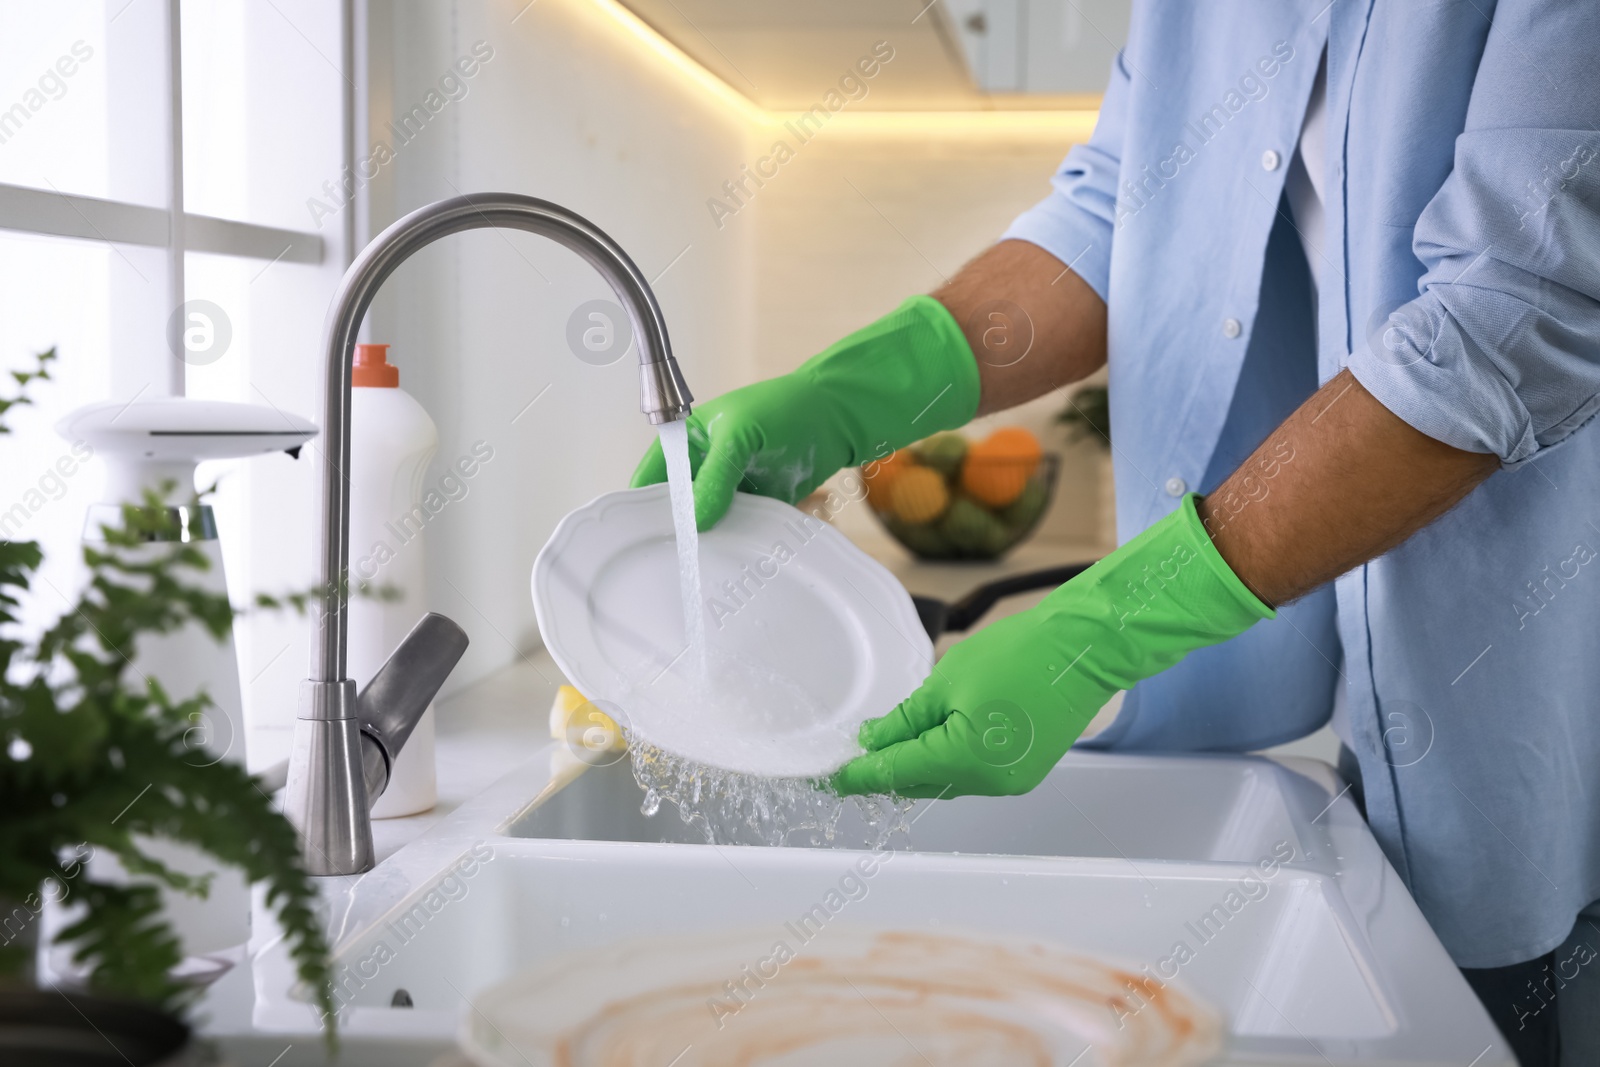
<box><xmin>579</xmin><ymin>0</ymin><xmax>769</xmax><ymax>124</ymax></box>
<box><xmin>578</xmin><ymin>0</ymin><xmax>1099</xmax><ymax>138</ymax></box>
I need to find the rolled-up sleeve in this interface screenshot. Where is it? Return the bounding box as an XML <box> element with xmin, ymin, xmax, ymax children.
<box><xmin>999</xmin><ymin>50</ymin><xmax>1131</xmax><ymax>304</ymax></box>
<box><xmin>1347</xmin><ymin>1</ymin><xmax>1600</xmax><ymax>466</ymax></box>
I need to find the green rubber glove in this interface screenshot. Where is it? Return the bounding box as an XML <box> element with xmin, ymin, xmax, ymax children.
<box><xmin>630</xmin><ymin>295</ymin><xmax>980</xmax><ymax>530</ymax></box>
<box><xmin>832</xmin><ymin>494</ymin><xmax>1274</xmax><ymax>798</ymax></box>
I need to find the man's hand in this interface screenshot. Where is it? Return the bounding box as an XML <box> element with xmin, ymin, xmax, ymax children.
<box><xmin>831</xmin><ymin>607</ymin><xmax>1099</xmax><ymax>799</ymax></box>
<box><xmin>833</xmin><ymin>495</ymin><xmax>1273</xmax><ymax>798</ymax></box>
<box><xmin>631</xmin><ymin>296</ymin><xmax>979</xmax><ymax>530</ymax></box>
<box><xmin>631</xmin><ymin>374</ymin><xmax>847</xmax><ymax>532</ymax></box>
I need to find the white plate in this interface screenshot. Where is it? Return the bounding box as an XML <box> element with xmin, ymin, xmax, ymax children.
<box><xmin>531</xmin><ymin>485</ymin><xmax>933</xmax><ymax>778</ymax></box>
<box><xmin>461</xmin><ymin>925</ymin><xmax>1222</xmax><ymax>1067</ymax></box>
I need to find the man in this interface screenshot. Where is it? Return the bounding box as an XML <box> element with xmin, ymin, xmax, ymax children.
<box><xmin>633</xmin><ymin>3</ymin><xmax>1600</xmax><ymax>1060</ymax></box>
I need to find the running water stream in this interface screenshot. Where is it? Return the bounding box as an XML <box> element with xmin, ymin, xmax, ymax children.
<box><xmin>657</xmin><ymin>420</ymin><xmax>707</xmax><ymax>687</ymax></box>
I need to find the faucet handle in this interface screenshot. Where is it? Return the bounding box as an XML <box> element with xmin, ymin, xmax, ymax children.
<box><xmin>357</xmin><ymin>612</ymin><xmax>470</xmax><ymax>808</ymax></box>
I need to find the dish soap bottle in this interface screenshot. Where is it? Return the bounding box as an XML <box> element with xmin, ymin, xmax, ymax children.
<box><xmin>348</xmin><ymin>343</ymin><xmax>441</xmax><ymax>817</ymax></box>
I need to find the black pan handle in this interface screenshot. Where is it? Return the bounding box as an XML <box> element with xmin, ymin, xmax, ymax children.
<box><xmin>912</xmin><ymin>560</ymin><xmax>1098</xmax><ymax>639</ymax></box>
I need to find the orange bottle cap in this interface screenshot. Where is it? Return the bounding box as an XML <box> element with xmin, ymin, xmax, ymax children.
<box><xmin>353</xmin><ymin>343</ymin><xmax>399</xmax><ymax>388</ymax></box>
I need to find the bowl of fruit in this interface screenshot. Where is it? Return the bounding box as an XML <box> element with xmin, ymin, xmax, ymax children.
<box><xmin>863</xmin><ymin>428</ymin><xmax>1058</xmax><ymax>562</ymax></box>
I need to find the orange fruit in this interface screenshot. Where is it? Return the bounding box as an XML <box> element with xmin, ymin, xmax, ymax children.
<box><xmin>960</xmin><ymin>427</ymin><xmax>1042</xmax><ymax>508</ymax></box>
<box><xmin>863</xmin><ymin>448</ymin><xmax>914</xmax><ymax>512</ymax></box>
<box><xmin>888</xmin><ymin>465</ymin><xmax>950</xmax><ymax>524</ymax></box>
<box><xmin>979</xmin><ymin>426</ymin><xmax>1044</xmax><ymax>464</ymax></box>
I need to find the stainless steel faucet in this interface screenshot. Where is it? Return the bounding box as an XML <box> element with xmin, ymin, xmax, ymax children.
<box><xmin>284</xmin><ymin>193</ymin><xmax>693</xmax><ymax>876</ymax></box>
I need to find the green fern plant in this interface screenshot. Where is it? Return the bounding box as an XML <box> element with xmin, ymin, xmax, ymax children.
<box><xmin>0</xmin><ymin>348</ymin><xmax>337</xmax><ymax>1041</ymax></box>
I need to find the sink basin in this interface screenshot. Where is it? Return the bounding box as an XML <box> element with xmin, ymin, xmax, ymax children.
<box><xmin>245</xmin><ymin>744</ymin><xmax>1512</xmax><ymax>1066</ymax></box>
<box><xmin>508</xmin><ymin>752</ymin><xmax>1314</xmax><ymax>865</ymax></box>
<box><xmin>332</xmin><ymin>852</ymin><xmax>1382</xmax><ymax>1036</ymax></box>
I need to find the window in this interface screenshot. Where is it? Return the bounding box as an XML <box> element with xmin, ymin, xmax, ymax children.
<box><xmin>0</xmin><ymin>1</ymin><xmax>351</xmax><ymax>769</ymax></box>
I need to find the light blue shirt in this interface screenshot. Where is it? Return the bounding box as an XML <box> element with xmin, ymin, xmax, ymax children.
<box><xmin>1003</xmin><ymin>0</ymin><xmax>1600</xmax><ymax>969</ymax></box>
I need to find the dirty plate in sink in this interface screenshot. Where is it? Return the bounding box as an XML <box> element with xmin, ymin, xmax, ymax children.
<box><xmin>531</xmin><ymin>484</ymin><xmax>933</xmax><ymax>778</ymax></box>
<box><xmin>461</xmin><ymin>925</ymin><xmax>1221</xmax><ymax>1067</ymax></box>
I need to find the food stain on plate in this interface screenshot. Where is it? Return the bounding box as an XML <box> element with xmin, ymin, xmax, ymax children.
<box><xmin>463</xmin><ymin>927</ymin><xmax>1221</xmax><ymax>1067</ymax></box>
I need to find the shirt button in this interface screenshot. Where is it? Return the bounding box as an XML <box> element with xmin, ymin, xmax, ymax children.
<box><xmin>1261</xmin><ymin>149</ymin><xmax>1281</xmax><ymax>171</ymax></box>
<box><xmin>1165</xmin><ymin>476</ymin><xmax>1187</xmax><ymax>497</ymax></box>
<box><xmin>1222</xmin><ymin>317</ymin><xmax>1242</xmax><ymax>338</ymax></box>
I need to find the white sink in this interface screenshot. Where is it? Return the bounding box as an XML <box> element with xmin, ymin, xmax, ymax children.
<box><xmin>242</xmin><ymin>746</ymin><xmax>1512</xmax><ymax>1066</ymax></box>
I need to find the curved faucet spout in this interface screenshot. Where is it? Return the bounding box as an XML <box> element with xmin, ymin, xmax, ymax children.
<box><xmin>285</xmin><ymin>193</ymin><xmax>693</xmax><ymax>875</ymax></box>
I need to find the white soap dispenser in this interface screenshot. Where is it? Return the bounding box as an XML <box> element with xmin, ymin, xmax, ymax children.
<box><xmin>348</xmin><ymin>343</ymin><xmax>441</xmax><ymax>817</ymax></box>
<box><xmin>53</xmin><ymin>397</ymin><xmax>317</xmax><ymax>971</ymax></box>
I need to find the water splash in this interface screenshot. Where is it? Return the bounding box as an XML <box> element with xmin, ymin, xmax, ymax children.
<box><xmin>657</xmin><ymin>419</ymin><xmax>707</xmax><ymax>687</ymax></box>
<box><xmin>628</xmin><ymin>739</ymin><xmax>914</xmax><ymax>849</ymax></box>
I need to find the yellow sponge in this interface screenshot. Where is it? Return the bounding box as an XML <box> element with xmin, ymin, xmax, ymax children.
<box><xmin>549</xmin><ymin>684</ymin><xmax>626</xmax><ymax>756</ymax></box>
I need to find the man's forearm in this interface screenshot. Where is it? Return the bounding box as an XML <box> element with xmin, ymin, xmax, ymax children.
<box><xmin>1198</xmin><ymin>369</ymin><xmax>1500</xmax><ymax>607</ymax></box>
<box><xmin>931</xmin><ymin>239</ymin><xmax>1108</xmax><ymax>416</ymax></box>
<box><xmin>926</xmin><ymin>244</ymin><xmax>1493</xmax><ymax>607</ymax></box>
